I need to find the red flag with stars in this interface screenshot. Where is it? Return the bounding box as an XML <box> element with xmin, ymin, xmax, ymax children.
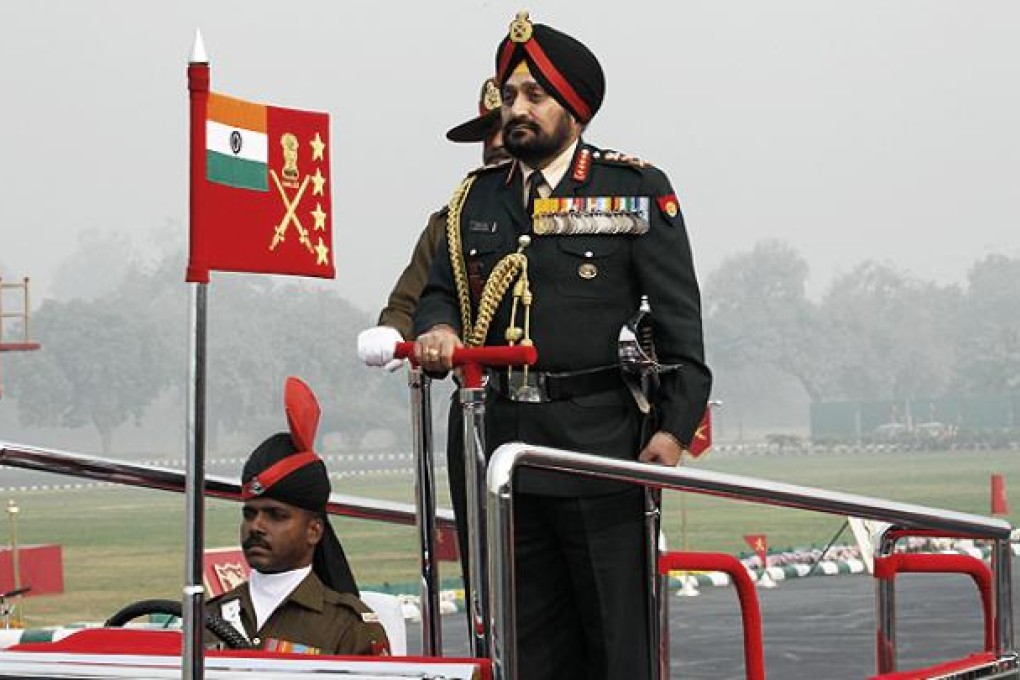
<box><xmin>688</xmin><ymin>408</ymin><xmax>712</xmax><ymax>457</ymax></box>
<box><xmin>187</xmin><ymin>87</ymin><xmax>334</xmax><ymax>283</ymax></box>
<box><xmin>744</xmin><ymin>534</ymin><xmax>768</xmax><ymax>566</ymax></box>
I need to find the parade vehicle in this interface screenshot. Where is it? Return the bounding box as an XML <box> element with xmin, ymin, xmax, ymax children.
<box><xmin>0</xmin><ymin>21</ymin><xmax>1016</xmax><ymax>680</ymax></box>
<box><xmin>0</xmin><ymin>342</ymin><xmax>1016</xmax><ymax>678</ymax></box>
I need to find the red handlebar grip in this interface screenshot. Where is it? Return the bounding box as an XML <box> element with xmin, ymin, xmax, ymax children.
<box><xmin>394</xmin><ymin>342</ymin><xmax>537</xmax><ymax>368</ymax></box>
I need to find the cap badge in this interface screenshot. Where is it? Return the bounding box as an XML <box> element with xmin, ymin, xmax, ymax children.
<box><xmin>509</xmin><ymin>10</ymin><xmax>533</xmax><ymax>43</ymax></box>
<box><xmin>249</xmin><ymin>478</ymin><xmax>265</xmax><ymax>496</ymax></box>
<box><xmin>482</xmin><ymin>79</ymin><xmax>502</xmax><ymax>112</ymax></box>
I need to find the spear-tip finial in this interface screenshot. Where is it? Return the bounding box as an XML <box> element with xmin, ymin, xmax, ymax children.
<box><xmin>190</xmin><ymin>28</ymin><xmax>208</xmax><ymax>64</ymax></box>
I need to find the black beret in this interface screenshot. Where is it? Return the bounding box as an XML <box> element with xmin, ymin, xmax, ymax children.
<box><xmin>494</xmin><ymin>12</ymin><xmax>605</xmax><ymax>123</ymax></box>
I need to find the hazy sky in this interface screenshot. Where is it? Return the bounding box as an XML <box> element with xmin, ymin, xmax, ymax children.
<box><xmin>1</xmin><ymin>1</ymin><xmax>1017</xmax><ymax>312</ymax></box>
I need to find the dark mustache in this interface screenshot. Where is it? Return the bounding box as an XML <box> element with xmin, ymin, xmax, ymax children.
<box><xmin>505</xmin><ymin>118</ymin><xmax>538</xmax><ymax>134</ymax></box>
<box><xmin>243</xmin><ymin>536</ymin><xmax>269</xmax><ymax>550</ymax></box>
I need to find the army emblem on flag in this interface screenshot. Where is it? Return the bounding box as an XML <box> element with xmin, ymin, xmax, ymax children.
<box><xmin>188</xmin><ymin>92</ymin><xmax>334</xmax><ymax>282</ymax></box>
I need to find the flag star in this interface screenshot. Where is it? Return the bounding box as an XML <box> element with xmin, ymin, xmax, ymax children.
<box><xmin>311</xmin><ymin>203</ymin><xmax>327</xmax><ymax>230</ymax></box>
<box><xmin>315</xmin><ymin>237</ymin><xmax>330</xmax><ymax>265</ymax></box>
<box><xmin>310</xmin><ymin>132</ymin><xmax>326</xmax><ymax>161</ymax></box>
<box><xmin>311</xmin><ymin>168</ymin><xmax>326</xmax><ymax>196</ymax></box>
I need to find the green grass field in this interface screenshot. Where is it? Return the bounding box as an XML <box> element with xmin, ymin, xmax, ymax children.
<box><xmin>5</xmin><ymin>448</ymin><xmax>1017</xmax><ymax>627</ymax></box>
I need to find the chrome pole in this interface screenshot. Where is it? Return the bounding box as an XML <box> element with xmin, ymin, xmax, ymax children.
<box><xmin>488</xmin><ymin>473</ymin><xmax>516</xmax><ymax>680</ymax></box>
<box><xmin>875</xmin><ymin>528</ymin><xmax>898</xmax><ymax>674</ymax></box>
<box><xmin>645</xmin><ymin>489</ymin><xmax>664</xmax><ymax>680</ymax></box>
<box><xmin>657</xmin><ymin>530</ymin><xmax>670</xmax><ymax>678</ymax></box>
<box><xmin>462</xmin><ymin>385</ymin><xmax>489</xmax><ymax>659</ymax></box>
<box><xmin>409</xmin><ymin>368</ymin><xmax>441</xmax><ymax>655</ymax></box>
<box><xmin>993</xmin><ymin>537</ymin><xmax>1014</xmax><ymax>655</ymax></box>
<box><xmin>183</xmin><ymin>282</ymin><xmax>208</xmax><ymax>680</ymax></box>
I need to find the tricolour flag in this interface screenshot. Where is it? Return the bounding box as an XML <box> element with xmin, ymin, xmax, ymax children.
<box><xmin>206</xmin><ymin>94</ymin><xmax>268</xmax><ymax>191</ymax></box>
<box><xmin>188</xmin><ymin>88</ymin><xmax>334</xmax><ymax>283</ymax></box>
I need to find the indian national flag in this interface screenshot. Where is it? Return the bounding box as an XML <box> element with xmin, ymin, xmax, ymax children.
<box><xmin>206</xmin><ymin>93</ymin><xmax>268</xmax><ymax>191</ymax></box>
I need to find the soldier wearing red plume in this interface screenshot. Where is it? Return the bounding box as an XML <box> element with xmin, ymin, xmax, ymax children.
<box><xmin>207</xmin><ymin>377</ymin><xmax>389</xmax><ymax>656</ymax></box>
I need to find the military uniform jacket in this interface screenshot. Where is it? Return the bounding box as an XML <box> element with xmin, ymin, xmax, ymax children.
<box><xmin>377</xmin><ymin>207</ymin><xmax>448</xmax><ymax>340</ymax></box>
<box><xmin>206</xmin><ymin>571</ymin><xmax>389</xmax><ymax>656</ymax></box>
<box><xmin>414</xmin><ymin>141</ymin><xmax>712</xmax><ymax>472</ymax></box>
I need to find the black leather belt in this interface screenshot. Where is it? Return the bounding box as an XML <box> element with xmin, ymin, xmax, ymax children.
<box><xmin>488</xmin><ymin>365</ymin><xmax>623</xmax><ymax>403</ymax></box>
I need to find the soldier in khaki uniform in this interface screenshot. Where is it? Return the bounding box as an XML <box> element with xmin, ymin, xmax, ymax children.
<box><xmin>207</xmin><ymin>378</ymin><xmax>389</xmax><ymax>656</ymax></box>
<box><xmin>356</xmin><ymin>78</ymin><xmax>509</xmax><ymax>608</ymax></box>
<box><xmin>358</xmin><ymin>77</ymin><xmax>509</xmax><ymax>350</ymax></box>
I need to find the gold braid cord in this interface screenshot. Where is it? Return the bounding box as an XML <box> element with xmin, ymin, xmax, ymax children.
<box><xmin>446</xmin><ymin>176</ymin><xmax>477</xmax><ymax>337</ymax></box>
<box><xmin>445</xmin><ymin>176</ymin><xmax>533</xmax><ymax>349</ymax></box>
<box><xmin>469</xmin><ymin>252</ymin><xmax>528</xmax><ymax>347</ymax></box>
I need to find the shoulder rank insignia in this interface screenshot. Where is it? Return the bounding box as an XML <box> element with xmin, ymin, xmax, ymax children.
<box><xmin>532</xmin><ymin>196</ymin><xmax>651</xmax><ymax>236</ymax></box>
<box><xmin>656</xmin><ymin>193</ymin><xmax>681</xmax><ymax>219</ymax></box>
<box><xmin>595</xmin><ymin>149</ymin><xmax>651</xmax><ymax>168</ymax></box>
<box><xmin>571</xmin><ymin>147</ymin><xmax>593</xmax><ymax>182</ymax></box>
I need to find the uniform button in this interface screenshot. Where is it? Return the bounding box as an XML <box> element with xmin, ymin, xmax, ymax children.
<box><xmin>584</xmin><ymin>251</ymin><xmax>593</xmax><ymax>258</ymax></box>
<box><xmin>469</xmin><ymin>248</ymin><xmax>478</xmax><ymax>256</ymax></box>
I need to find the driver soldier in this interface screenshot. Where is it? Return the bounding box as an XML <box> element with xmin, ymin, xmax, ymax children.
<box><xmin>206</xmin><ymin>377</ymin><xmax>389</xmax><ymax>655</ymax></box>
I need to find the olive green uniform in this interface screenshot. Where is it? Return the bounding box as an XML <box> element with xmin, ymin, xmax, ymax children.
<box><xmin>375</xmin><ymin>205</ymin><xmax>472</xmax><ymax>601</ymax></box>
<box><xmin>377</xmin><ymin>208</ymin><xmax>449</xmax><ymax>339</ymax></box>
<box><xmin>206</xmin><ymin>572</ymin><xmax>389</xmax><ymax>656</ymax></box>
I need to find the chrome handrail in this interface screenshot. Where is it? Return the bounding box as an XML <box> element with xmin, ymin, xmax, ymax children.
<box><xmin>0</xmin><ymin>441</ymin><xmax>456</xmax><ymax>529</ymax></box>
<box><xmin>486</xmin><ymin>443</ymin><xmax>1014</xmax><ymax>680</ymax></box>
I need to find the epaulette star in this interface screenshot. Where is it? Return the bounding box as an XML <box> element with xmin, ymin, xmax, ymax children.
<box><xmin>593</xmin><ymin>149</ymin><xmax>653</xmax><ymax>170</ymax></box>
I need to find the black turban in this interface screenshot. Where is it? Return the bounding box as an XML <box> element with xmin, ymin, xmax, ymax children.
<box><xmin>241</xmin><ymin>431</ymin><xmax>359</xmax><ymax>596</ymax></box>
<box><xmin>494</xmin><ymin>11</ymin><xmax>605</xmax><ymax>123</ymax></box>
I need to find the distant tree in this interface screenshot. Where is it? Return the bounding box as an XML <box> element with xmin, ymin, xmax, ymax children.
<box><xmin>6</xmin><ymin>233</ymin><xmax>413</xmax><ymax>454</ymax></box>
<box><xmin>954</xmin><ymin>254</ymin><xmax>1020</xmax><ymax>394</ymax></box>
<box><xmin>820</xmin><ymin>261</ymin><xmax>959</xmax><ymax>401</ymax></box>
<box><xmin>50</xmin><ymin>228</ymin><xmax>138</xmax><ymax>301</ymax></box>
<box><xmin>703</xmin><ymin>240</ymin><xmax>833</xmax><ymax>401</ymax></box>
<box><xmin>6</xmin><ymin>297</ymin><xmax>169</xmax><ymax>453</ymax></box>
<box><xmin>191</xmin><ymin>276</ymin><xmax>408</xmax><ymax>449</ymax></box>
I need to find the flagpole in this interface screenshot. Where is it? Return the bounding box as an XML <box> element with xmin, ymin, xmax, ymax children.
<box><xmin>185</xmin><ymin>28</ymin><xmax>210</xmax><ymax>680</ymax></box>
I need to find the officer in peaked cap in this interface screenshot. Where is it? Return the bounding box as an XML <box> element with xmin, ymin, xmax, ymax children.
<box><xmin>414</xmin><ymin>11</ymin><xmax>712</xmax><ymax>680</ymax></box>
<box><xmin>356</xmin><ymin>77</ymin><xmax>510</xmax><ymax>624</ymax></box>
<box><xmin>207</xmin><ymin>378</ymin><xmax>390</xmax><ymax>656</ymax></box>
<box><xmin>358</xmin><ymin>76</ymin><xmax>508</xmax><ymax>351</ymax></box>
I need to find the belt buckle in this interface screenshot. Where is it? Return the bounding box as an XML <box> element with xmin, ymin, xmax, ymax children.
<box><xmin>508</xmin><ymin>371</ymin><xmax>546</xmax><ymax>403</ymax></box>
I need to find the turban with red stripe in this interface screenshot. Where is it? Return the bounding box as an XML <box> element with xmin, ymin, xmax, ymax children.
<box><xmin>494</xmin><ymin>12</ymin><xmax>605</xmax><ymax>124</ymax></box>
<box><xmin>240</xmin><ymin>377</ymin><xmax>358</xmax><ymax>595</ymax></box>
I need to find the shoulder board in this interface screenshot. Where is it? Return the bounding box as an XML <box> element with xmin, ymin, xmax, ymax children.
<box><xmin>467</xmin><ymin>158</ymin><xmax>513</xmax><ymax>177</ymax></box>
<box><xmin>333</xmin><ymin>592</ymin><xmax>374</xmax><ymax>613</ymax></box>
<box><xmin>591</xmin><ymin>148</ymin><xmax>654</xmax><ymax>171</ymax></box>
<box><xmin>334</xmin><ymin>593</ymin><xmax>386</xmax><ymax>625</ymax></box>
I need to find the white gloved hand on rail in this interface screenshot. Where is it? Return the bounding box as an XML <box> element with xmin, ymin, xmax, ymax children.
<box><xmin>357</xmin><ymin>325</ymin><xmax>404</xmax><ymax>372</ymax></box>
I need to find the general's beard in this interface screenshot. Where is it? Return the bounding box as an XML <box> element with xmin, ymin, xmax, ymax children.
<box><xmin>503</xmin><ymin>111</ymin><xmax>574</xmax><ymax>166</ymax></box>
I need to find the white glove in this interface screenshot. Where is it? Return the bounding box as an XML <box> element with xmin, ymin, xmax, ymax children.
<box><xmin>357</xmin><ymin>326</ymin><xmax>405</xmax><ymax>372</ymax></box>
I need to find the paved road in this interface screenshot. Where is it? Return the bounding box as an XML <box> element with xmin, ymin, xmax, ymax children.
<box><xmin>406</xmin><ymin>562</ymin><xmax>1012</xmax><ymax>679</ymax></box>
